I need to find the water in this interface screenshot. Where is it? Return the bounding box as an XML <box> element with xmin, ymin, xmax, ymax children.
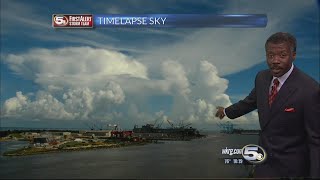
<box><xmin>0</xmin><ymin>133</ymin><xmax>258</xmax><ymax>179</ymax></box>
<box><xmin>0</xmin><ymin>140</ymin><xmax>30</xmax><ymax>154</ymax></box>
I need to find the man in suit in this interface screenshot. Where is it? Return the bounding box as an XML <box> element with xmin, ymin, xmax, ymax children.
<box><xmin>215</xmin><ymin>32</ymin><xmax>319</xmax><ymax>178</ymax></box>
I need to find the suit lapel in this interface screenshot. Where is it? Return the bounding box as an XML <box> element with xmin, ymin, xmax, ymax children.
<box><xmin>261</xmin><ymin>72</ymin><xmax>273</xmax><ymax>129</ymax></box>
<box><xmin>263</xmin><ymin>73</ymin><xmax>273</xmax><ymax>101</ymax></box>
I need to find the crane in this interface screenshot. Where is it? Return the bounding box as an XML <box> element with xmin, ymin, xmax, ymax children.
<box><xmin>153</xmin><ymin>116</ymin><xmax>162</xmax><ymax>128</ymax></box>
<box><xmin>166</xmin><ymin>119</ymin><xmax>175</xmax><ymax>128</ymax></box>
<box><xmin>177</xmin><ymin>120</ymin><xmax>192</xmax><ymax>128</ymax></box>
<box><xmin>181</xmin><ymin>123</ymin><xmax>192</xmax><ymax>128</ymax></box>
<box><xmin>216</xmin><ymin>121</ymin><xmax>235</xmax><ymax>134</ymax></box>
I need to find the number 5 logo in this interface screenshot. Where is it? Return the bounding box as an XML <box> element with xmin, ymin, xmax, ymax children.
<box><xmin>242</xmin><ymin>144</ymin><xmax>267</xmax><ymax>164</ymax></box>
<box><xmin>53</xmin><ymin>15</ymin><xmax>68</xmax><ymax>26</ymax></box>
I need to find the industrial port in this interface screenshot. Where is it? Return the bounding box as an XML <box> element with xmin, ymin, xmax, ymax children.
<box><xmin>217</xmin><ymin>121</ymin><xmax>260</xmax><ymax>135</ymax></box>
<box><xmin>0</xmin><ymin>120</ymin><xmax>260</xmax><ymax>157</ymax></box>
<box><xmin>0</xmin><ymin>120</ymin><xmax>207</xmax><ymax>156</ymax></box>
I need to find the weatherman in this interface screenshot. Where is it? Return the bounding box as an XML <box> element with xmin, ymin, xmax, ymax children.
<box><xmin>215</xmin><ymin>32</ymin><xmax>320</xmax><ymax>178</ymax></box>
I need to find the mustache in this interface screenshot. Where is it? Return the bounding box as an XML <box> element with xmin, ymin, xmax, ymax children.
<box><xmin>270</xmin><ymin>65</ymin><xmax>282</xmax><ymax>69</ymax></box>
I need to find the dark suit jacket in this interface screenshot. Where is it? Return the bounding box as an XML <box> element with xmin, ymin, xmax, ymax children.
<box><xmin>225</xmin><ymin>67</ymin><xmax>320</xmax><ymax>178</ymax></box>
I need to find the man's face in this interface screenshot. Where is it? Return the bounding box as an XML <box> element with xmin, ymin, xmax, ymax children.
<box><xmin>266</xmin><ymin>42</ymin><xmax>296</xmax><ymax>77</ymax></box>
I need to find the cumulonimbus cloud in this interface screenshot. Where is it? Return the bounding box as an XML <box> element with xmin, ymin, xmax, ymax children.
<box><xmin>1</xmin><ymin>47</ymin><xmax>260</xmax><ymax>129</ymax></box>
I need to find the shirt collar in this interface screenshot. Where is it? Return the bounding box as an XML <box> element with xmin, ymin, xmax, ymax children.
<box><xmin>272</xmin><ymin>63</ymin><xmax>294</xmax><ymax>85</ymax></box>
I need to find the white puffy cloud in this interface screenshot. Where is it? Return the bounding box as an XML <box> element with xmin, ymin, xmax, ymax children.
<box><xmin>2</xmin><ymin>81</ymin><xmax>125</xmax><ymax>121</ymax></box>
<box><xmin>2</xmin><ymin>47</ymin><xmax>150</xmax><ymax>124</ymax></box>
<box><xmin>2</xmin><ymin>92</ymin><xmax>28</xmax><ymax>115</ymax></box>
<box><xmin>2</xmin><ymin>91</ymin><xmax>73</xmax><ymax>120</ymax></box>
<box><xmin>170</xmin><ymin>61</ymin><xmax>233</xmax><ymax>125</ymax></box>
<box><xmin>159</xmin><ymin>60</ymin><xmax>259</xmax><ymax>128</ymax></box>
<box><xmin>192</xmin><ymin>61</ymin><xmax>230</xmax><ymax>105</ymax></box>
<box><xmin>2</xmin><ymin>48</ymin><xmax>259</xmax><ymax>129</ymax></box>
<box><xmin>162</xmin><ymin>60</ymin><xmax>191</xmax><ymax>98</ymax></box>
<box><xmin>4</xmin><ymin>47</ymin><xmax>148</xmax><ymax>89</ymax></box>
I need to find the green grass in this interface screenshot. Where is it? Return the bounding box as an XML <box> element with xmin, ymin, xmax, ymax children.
<box><xmin>59</xmin><ymin>141</ymin><xmax>89</xmax><ymax>148</ymax></box>
<box><xmin>8</xmin><ymin>133</ymin><xmax>23</xmax><ymax>138</ymax></box>
<box><xmin>3</xmin><ymin>141</ymin><xmax>151</xmax><ymax>156</ymax></box>
<box><xmin>3</xmin><ymin>147</ymin><xmax>56</xmax><ymax>156</ymax></box>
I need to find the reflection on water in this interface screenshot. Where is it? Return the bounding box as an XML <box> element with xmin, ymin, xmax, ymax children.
<box><xmin>0</xmin><ymin>133</ymin><xmax>258</xmax><ymax>179</ymax></box>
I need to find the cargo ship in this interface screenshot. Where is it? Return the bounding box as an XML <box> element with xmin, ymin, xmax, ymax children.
<box><xmin>132</xmin><ymin>123</ymin><xmax>206</xmax><ymax>141</ymax></box>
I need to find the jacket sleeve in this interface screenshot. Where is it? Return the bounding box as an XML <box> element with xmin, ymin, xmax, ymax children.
<box><xmin>225</xmin><ymin>74</ymin><xmax>258</xmax><ymax>119</ymax></box>
<box><xmin>304</xmin><ymin>85</ymin><xmax>320</xmax><ymax>178</ymax></box>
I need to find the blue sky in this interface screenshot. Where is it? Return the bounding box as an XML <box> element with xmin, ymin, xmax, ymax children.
<box><xmin>0</xmin><ymin>0</ymin><xmax>319</xmax><ymax>130</ymax></box>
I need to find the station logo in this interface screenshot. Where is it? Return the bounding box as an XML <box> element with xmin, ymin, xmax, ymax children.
<box><xmin>52</xmin><ymin>14</ymin><xmax>93</xmax><ymax>28</ymax></box>
<box><xmin>53</xmin><ymin>15</ymin><xmax>69</xmax><ymax>27</ymax></box>
<box><xmin>241</xmin><ymin>144</ymin><xmax>267</xmax><ymax>164</ymax></box>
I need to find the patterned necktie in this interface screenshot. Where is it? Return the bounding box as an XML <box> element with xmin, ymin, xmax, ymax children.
<box><xmin>269</xmin><ymin>78</ymin><xmax>280</xmax><ymax>106</ymax></box>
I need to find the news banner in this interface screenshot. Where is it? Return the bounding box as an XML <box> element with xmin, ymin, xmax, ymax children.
<box><xmin>52</xmin><ymin>14</ymin><xmax>267</xmax><ymax>28</ymax></box>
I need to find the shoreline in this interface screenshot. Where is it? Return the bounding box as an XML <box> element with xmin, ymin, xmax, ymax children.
<box><xmin>2</xmin><ymin>141</ymin><xmax>150</xmax><ymax>157</ymax></box>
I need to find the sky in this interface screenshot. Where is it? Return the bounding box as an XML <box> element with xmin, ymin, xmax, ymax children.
<box><xmin>0</xmin><ymin>0</ymin><xmax>319</xmax><ymax>130</ymax></box>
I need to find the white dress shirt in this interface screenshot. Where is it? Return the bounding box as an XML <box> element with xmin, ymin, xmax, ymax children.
<box><xmin>269</xmin><ymin>63</ymin><xmax>294</xmax><ymax>93</ymax></box>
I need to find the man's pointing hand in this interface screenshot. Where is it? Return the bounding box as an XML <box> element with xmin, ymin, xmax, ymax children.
<box><xmin>215</xmin><ymin>106</ymin><xmax>226</xmax><ymax>119</ymax></box>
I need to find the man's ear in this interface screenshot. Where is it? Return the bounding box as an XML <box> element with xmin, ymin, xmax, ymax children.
<box><xmin>292</xmin><ymin>51</ymin><xmax>296</xmax><ymax>61</ymax></box>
